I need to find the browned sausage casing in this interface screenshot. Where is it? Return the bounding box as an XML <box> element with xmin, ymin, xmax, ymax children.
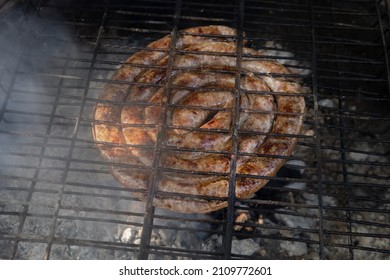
<box><xmin>92</xmin><ymin>25</ymin><xmax>305</xmax><ymax>213</ymax></box>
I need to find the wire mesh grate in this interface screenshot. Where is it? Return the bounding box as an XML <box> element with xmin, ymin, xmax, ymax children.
<box><xmin>0</xmin><ymin>0</ymin><xmax>389</xmax><ymax>260</ymax></box>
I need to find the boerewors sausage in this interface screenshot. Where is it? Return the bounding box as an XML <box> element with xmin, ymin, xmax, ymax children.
<box><xmin>92</xmin><ymin>25</ymin><xmax>305</xmax><ymax>213</ymax></box>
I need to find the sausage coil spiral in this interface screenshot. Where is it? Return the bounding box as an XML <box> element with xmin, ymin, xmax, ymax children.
<box><xmin>92</xmin><ymin>25</ymin><xmax>305</xmax><ymax>213</ymax></box>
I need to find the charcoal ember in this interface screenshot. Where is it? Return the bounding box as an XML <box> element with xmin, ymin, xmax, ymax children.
<box><xmin>201</xmin><ymin>234</ymin><xmax>221</xmax><ymax>253</ymax></box>
<box><xmin>120</xmin><ymin>227</ymin><xmax>142</xmax><ymax>245</ymax></box>
<box><xmin>231</xmin><ymin>238</ymin><xmax>260</xmax><ymax>256</ymax></box>
<box><xmin>279</xmin><ymin>240</ymin><xmax>308</xmax><ymax>257</ymax></box>
<box><xmin>202</xmin><ymin>234</ymin><xmax>260</xmax><ymax>257</ymax></box>
<box><xmin>233</xmin><ymin>210</ymin><xmax>251</xmax><ymax>231</ymax></box>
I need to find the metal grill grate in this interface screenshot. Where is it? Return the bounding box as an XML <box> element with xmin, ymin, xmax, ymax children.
<box><xmin>0</xmin><ymin>0</ymin><xmax>389</xmax><ymax>260</ymax></box>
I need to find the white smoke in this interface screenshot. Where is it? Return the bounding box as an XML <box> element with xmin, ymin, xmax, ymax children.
<box><xmin>0</xmin><ymin>2</ymin><xmax>215</xmax><ymax>259</ymax></box>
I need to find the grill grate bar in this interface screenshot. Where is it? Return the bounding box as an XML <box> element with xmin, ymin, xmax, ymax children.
<box><xmin>375</xmin><ymin>0</ymin><xmax>390</xmax><ymax>98</ymax></box>
<box><xmin>4</xmin><ymin>178</ymin><xmax>389</xmax><ymax>214</ymax></box>
<box><xmin>330</xmin><ymin>1</ymin><xmax>354</xmax><ymax>259</ymax></box>
<box><xmin>40</xmin><ymin>3</ymin><xmax>110</xmax><ymax>260</ymax></box>
<box><xmin>309</xmin><ymin>0</ymin><xmax>325</xmax><ymax>259</ymax></box>
<box><xmin>4</xmin><ymin>201</ymin><xmax>387</xmax><ymax>235</ymax></box>
<box><xmin>221</xmin><ymin>0</ymin><xmax>245</xmax><ymax>259</ymax></box>
<box><xmin>136</xmin><ymin>0</ymin><xmax>183</xmax><ymax>260</ymax></box>
<box><xmin>1</xmin><ymin>141</ymin><xmax>387</xmax><ymax>171</ymax></box>
<box><xmin>147</xmin><ymin>245</ymin><xmax>226</xmax><ymax>259</ymax></box>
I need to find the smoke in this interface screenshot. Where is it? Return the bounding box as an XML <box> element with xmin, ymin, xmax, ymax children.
<box><xmin>0</xmin><ymin>1</ymin><xmax>94</xmax><ymax>259</ymax></box>
<box><xmin>0</xmin><ymin>2</ymin><xmax>216</xmax><ymax>259</ymax></box>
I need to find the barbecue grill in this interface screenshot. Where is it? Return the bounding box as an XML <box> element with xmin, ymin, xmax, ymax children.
<box><xmin>0</xmin><ymin>0</ymin><xmax>389</xmax><ymax>260</ymax></box>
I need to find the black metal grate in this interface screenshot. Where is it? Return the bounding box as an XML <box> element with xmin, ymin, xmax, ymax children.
<box><xmin>0</xmin><ymin>0</ymin><xmax>389</xmax><ymax>260</ymax></box>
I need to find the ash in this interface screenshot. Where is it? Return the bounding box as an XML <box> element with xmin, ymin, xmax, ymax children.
<box><xmin>0</xmin><ymin>3</ymin><xmax>389</xmax><ymax>260</ymax></box>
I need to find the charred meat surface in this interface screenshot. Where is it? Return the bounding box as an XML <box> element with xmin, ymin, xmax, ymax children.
<box><xmin>92</xmin><ymin>25</ymin><xmax>305</xmax><ymax>213</ymax></box>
